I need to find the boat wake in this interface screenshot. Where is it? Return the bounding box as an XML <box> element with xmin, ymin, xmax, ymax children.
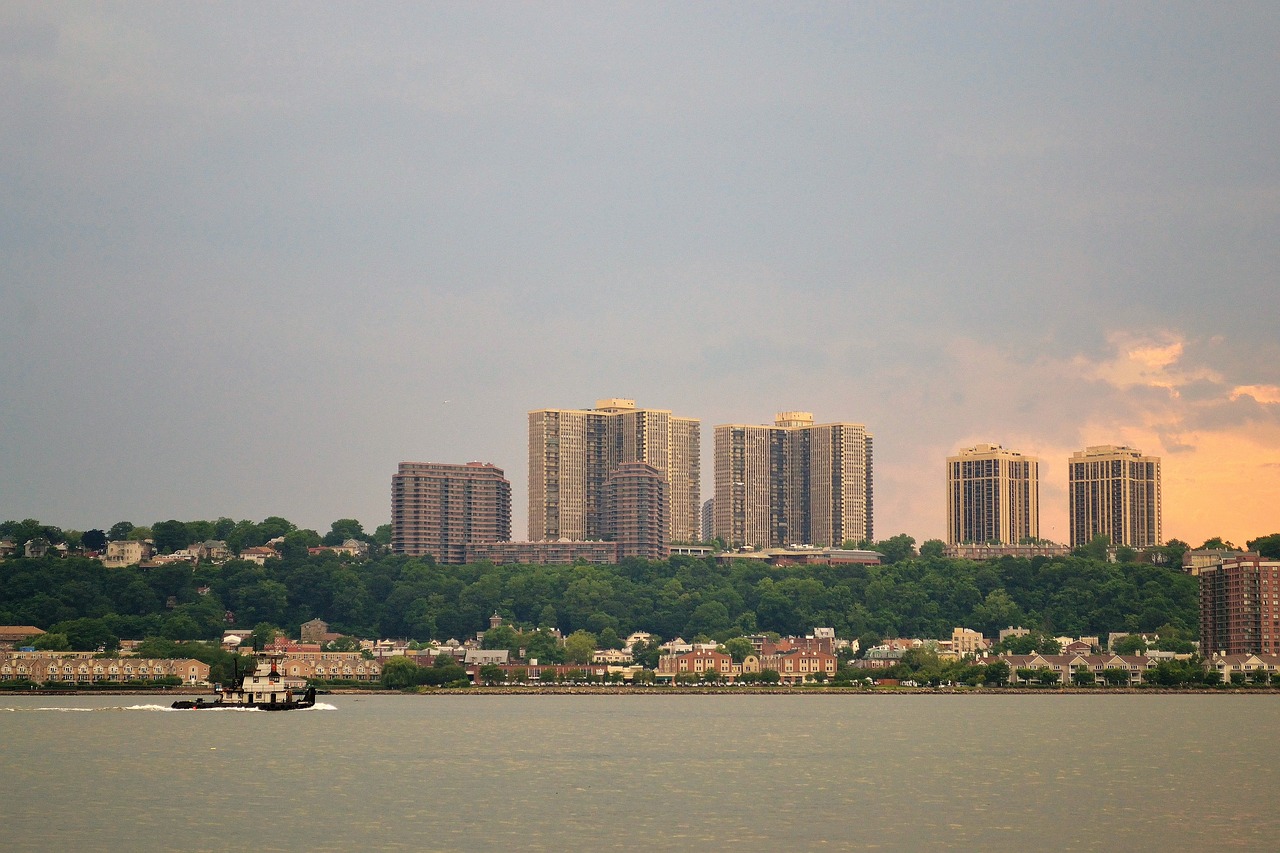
<box><xmin>2</xmin><ymin>700</ymin><xmax>338</xmax><ymax>712</ymax></box>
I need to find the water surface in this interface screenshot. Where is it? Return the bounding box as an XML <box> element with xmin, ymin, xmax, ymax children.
<box><xmin>3</xmin><ymin>693</ymin><xmax>1274</xmax><ymax>851</ymax></box>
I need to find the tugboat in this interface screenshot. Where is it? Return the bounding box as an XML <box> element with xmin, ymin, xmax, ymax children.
<box><xmin>172</xmin><ymin>651</ymin><xmax>316</xmax><ymax>710</ymax></box>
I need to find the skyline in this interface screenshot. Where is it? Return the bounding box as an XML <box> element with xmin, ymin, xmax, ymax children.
<box><xmin>2</xmin><ymin>4</ymin><xmax>1277</xmax><ymax>547</ymax></box>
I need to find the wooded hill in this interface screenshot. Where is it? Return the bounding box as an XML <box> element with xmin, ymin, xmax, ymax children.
<box><xmin>0</xmin><ymin>548</ymin><xmax>1200</xmax><ymax>651</ymax></box>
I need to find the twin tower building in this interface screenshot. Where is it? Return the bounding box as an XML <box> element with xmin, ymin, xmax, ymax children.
<box><xmin>393</xmin><ymin>399</ymin><xmax>873</xmax><ymax>562</ymax></box>
<box><xmin>947</xmin><ymin>443</ymin><xmax>1163</xmax><ymax>548</ymax></box>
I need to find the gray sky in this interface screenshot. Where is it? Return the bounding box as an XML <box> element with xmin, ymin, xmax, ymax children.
<box><xmin>3</xmin><ymin>2</ymin><xmax>1278</xmax><ymax>546</ymax></box>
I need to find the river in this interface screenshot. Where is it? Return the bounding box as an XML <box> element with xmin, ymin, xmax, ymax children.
<box><xmin>2</xmin><ymin>693</ymin><xmax>1275</xmax><ymax>851</ymax></box>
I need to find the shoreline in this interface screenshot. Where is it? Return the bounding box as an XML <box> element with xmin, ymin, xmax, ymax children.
<box><xmin>9</xmin><ymin>685</ymin><xmax>1278</xmax><ymax>697</ymax></box>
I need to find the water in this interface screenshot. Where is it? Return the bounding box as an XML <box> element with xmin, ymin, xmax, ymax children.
<box><xmin>2</xmin><ymin>693</ymin><xmax>1276</xmax><ymax>851</ymax></box>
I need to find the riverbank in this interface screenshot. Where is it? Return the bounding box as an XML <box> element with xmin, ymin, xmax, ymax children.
<box><xmin>10</xmin><ymin>684</ymin><xmax>1280</xmax><ymax>697</ymax></box>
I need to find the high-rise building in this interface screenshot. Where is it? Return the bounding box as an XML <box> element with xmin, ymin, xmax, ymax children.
<box><xmin>603</xmin><ymin>461</ymin><xmax>668</xmax><ymax>561</ymax></box>
<box><xmin>391</xmin><ymin>462</ymin><xmax>511</xmax><ymax>563</ymax></box>
<box><xmin>527</xmin><ymin>398</ymin><xmax>700</xmax><ymax>544</ymax></box>
<box><xmin>1068</xmin><ymin>445</ymin><xmax>1162</xmax><ymax>548</ymax></box>
<box><xmin>713</xmin><ymin>412</ymin><xmax>873</xmax><ymax>549</ymax></box>
<box><xmin>1200</xmin><ymin>554</ymin><xmax>1280</xmax><ymax>655</ymax></box>
<box><xmin>701</xmin><ymin>497</ymin><xmax>715</xmax><ymax>543</ymax></box>
<box><xmin>946</xmin><ymin>444</ymin><xmax>1039</xmax><ymax>545</ymax></box>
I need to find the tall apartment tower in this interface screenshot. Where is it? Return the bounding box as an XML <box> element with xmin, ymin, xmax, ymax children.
<box><xmin>1200</xmin><ymin>554</ymin><xmax>1280</xmax><ymax>655</ymax></box>
<box><xmin>946</xmin><ymin>444</ymin><xmax>1039</xmax><ymax>545</ymax></box>
<box><xmin>713</xmin><ymin>412</ymin><xmax>873</xmax><ymax>549</ymax></box>
<box><xmin>1068</xmin><ymin>445</ymin><xmax>1162</xmax><ymax>548</ymax></box>
<box><xmin>528</xmin><ymin>398</ymin><xmax>700</xmax><ymax>544</ymax></box>
<box><xmin>602</xmin><ymin>462</ymin><xmax>668</xmax><ymax>561</ymax></box>
<box><xmin>391</xmin><ymin>462</ymin><xmax>511</xmax><ymax>563</ymax></box>
<box><xmin>701</xmin><ymin>498</ymin><xmax>715</xmax><ymax>543</ymax></box>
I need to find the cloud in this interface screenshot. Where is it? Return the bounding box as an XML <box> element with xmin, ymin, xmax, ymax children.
<box><xmin>1075</xmin><ymin>330</ymin><xmax>1223</xmax><ymax>396</ymax></box>
<box><xmin>1231</xmin><ymin>385</ymin><xmax>1280</xmax><ymax>405</ymax></box>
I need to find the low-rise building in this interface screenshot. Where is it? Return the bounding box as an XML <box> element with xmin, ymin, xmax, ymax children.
<box><xmin>0</xmin><ymin>626</ymin><xmax>45</xmax><ymax>650</ymax></box>
<box><xmin>657</xmin><ymin>650</ymin><xmax>735</xmax><ymax>680</ymax></box>
<box><xmin>102</xmin><ymin>540</ymin><xmax>155</xmax><ymax>568</ymax></box>
<box><xmin>463</xmin><ymin>540</ymin><xmax>619</xmax><ymax>565</ymax></box>
<box><xmin>997</xmin><ymin>653</ymin><xmax>1159</xmax><ymax>685</ymax></box>
<box><xmin>758</xmin><ymin>649</ymin><xmax>838</xmax><ymax>683</ymax></box>
<box><xmin>1</xmin><ymin>654</ymin><xmax>209</xmax><ymax>685</ymax></box>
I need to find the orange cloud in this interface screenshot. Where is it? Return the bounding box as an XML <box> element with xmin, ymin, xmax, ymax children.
<box><xmin>1231</xmin><ymin>385</ymin><xmax>1280</xmax><ymax>405</ymax></box>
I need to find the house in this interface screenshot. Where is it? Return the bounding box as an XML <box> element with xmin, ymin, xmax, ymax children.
<box><xmin>102</xmin><ymin>540</ymin><xmax>156</xmax><ymax>568</ymax></box>
<box><xmin>657</xmin><ymin>650</ymin><xmax>735</xmax><ymax>681</ymax></box>
<box><xmin>758</xmin><ymin>649</ymin><xmax>838</xmax><ymax>684</ymax></box>
<box><xmin>0</xmin><ymin>626</ymin><xmax>44</xmax><ymax>651</ymax></box>
<box><xmin>592</xmin><ymin>648</ymin><xmax>634</xmax><ymax>664</ymax></box>
<box><xmin>0</xmin><ymin>654</ymin><xmax>210</xmax><ymax>685</ymax></box>
<box><xmin>237</xmin><ymin>546</ymin><xmax>278</xmax><ymax>565</ymax></box>
<box><xmin>1207</xmin><ymin>653</ymin><xmax>1280</xmax><ymax>682</ymax></box>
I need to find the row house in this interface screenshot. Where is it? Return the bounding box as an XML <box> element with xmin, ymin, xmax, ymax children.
<box><xmin>469</xmin><ymin>662</ymin><xmax>623</xmax><ymax>683</ymax></box>
<box><xmin>592</xmin><ymin>648</ymin><xmax>634</xmax><ymax>665</ymax></box>
<box><xmin>1207</xmin><ymin>653</ymin><xmax>1280</xmax><ymax>681</ymax></box>
<box><xmin>1</xmin><ymin>655</ymin><xmax>209</xmax><ymax>684</ymax></box>
<box><xmin>657</xmin><ymin>650</ymin><xmax>736</xmax><ymax>681</ymax></box>
<box><xmin>996</xmin><ymin>653</ymin><xmax>1159</xmax><ymax>684</ymax></box>
<box><xmin>758</xmin><ymin>649</ymin><xmax>838</xmax><ymax>684</ymax></box>
<box><xmin>275</xmin><ymin>654</ymin><xmax>382</xmax><ymax>682</ymax></box>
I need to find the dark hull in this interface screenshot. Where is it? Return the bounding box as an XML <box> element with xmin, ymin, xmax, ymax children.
<box><xmin>171</xmin><ymin>698</ymin><xmax>316</xmax><ymax>710</ymax></box>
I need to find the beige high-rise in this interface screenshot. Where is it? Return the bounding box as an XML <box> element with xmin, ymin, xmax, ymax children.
<box><xmin>713</xmin><ymin>412</ymin><xmax>873</xmax><ymax>549</ymax></box>
<box><xmin>946</xmin><ymin>444</ymin><xmax>1039</xmax><ymax>545</ymax></box>
<box><xmin>1068</xmin><ymin>445</ymin><xmax>1161</xmax><ymax>548</ymax></box>
<box><xmin>528</xmin><ymin>398</ymin><xmax>700</xmax><ymax>544</ymax></box>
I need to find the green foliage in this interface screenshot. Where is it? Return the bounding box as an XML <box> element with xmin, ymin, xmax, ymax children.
<box><xmin>563</xmin><ymin>630</ymin><xmax>597</xmax><ymax>664</ymax></box>
<box><xmin>381</xmin><ymin>656</ymin><xmax>420</xmax><ymax>689</ymax></box>
<box><xmin>919</xmin><ymin>539</ymin><xmax>946</xmax><ymax>559</ymax></box>
<box><xmin>1247</xmin><ymin>533</ymin><xmax>1280</xmax><ymax>559</ymax></box>
<box><xmin>0</xmin><ymin>536</ymin><xmax>1208</xmax><ymax>652</ymax></box>
<box><xmin>992</xmin><ymin>632</ymin><xmax>1061</xmax><ymax>655</ymax></box>
<box><xmin>722</xmin><ymin>637</ymin><xmax>754</xmax><ymax>663</ymax></box>
<box><xmin>874</xmin><ymin>534</ymin><xmax>917</xmax><ymax>564</ymax></box>
<box><xmin>31</xmin><ymin>632</ymin><xmax>71</xmax><ymax>651</ymax></box>
<box><xmin>1112</xmin><ymin>634</ymin><xmax>1148</xmax><ymax>655</ymax></box>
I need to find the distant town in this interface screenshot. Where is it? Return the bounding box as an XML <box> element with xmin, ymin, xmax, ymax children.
<box><xmin>2</xmin><ymin>397</ymin><xmax>1278</xmax><ymax>692</ymax></box>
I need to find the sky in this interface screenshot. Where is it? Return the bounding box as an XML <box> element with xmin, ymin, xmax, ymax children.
<box><xmin>2</xmin><ymin>2</ymin><xmax>1278</xmax><ymax>547</ymax></box>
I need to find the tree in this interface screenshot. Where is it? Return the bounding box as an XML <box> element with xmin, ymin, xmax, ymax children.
<box><xmin>1071</xmin><ymin>666</ymin><xmax>1096</xmax><ymax>687</ymax></box>
<box><xmin>372</xmin><ymin>524</ymin><xmax>393</xmax><ymax>546</ymax></box>
<box><xmin>324</xmin><ymin>519</ymin><xmax>368</xmax><ymax>546</ymax></box>
<box><xmin>1100</xmin><ymin>668</ymin><xmax>1130</xmax><ymax>686</ymax></box>
<box><xmin>564</xmin><ymin>630</ymin><xmax>597</xmax><ymax>665</ymax></box>
<box><xmin>919</xmin><ymin>539</ymin><xmax>946</xmax><ymax>559</ymax></box>
<box><xmin>482</xmin><ymin>624</ymin><xmax>519</xmax><ymax>651</ymax></box>
<box><xmin>1076</xmin><ymin>534</ymin><xmax>1111</xmax><ymax>561</ymax></box>
<box><xmin>1036</xmin><ymin>667</ymin><xmax>1060</xmax><ymax>686</ymax></box>
<box><xmin>31</xmin><ymin>632</ymin><xmax>71</xmax><ymax>651</ymax></box>
<box><xmin>107</xmin><ymin>521</ymin><xmax>135</xmax><ymax>542</ymax></box>
<box><xmin>381</xmin><ymin>656</ymin><xmax>420</xmax><ymax>689</ymax></box>
<box><xmin>1112</xmin><ymin>634</ymin><xmax>1147</xmax><ymax>655</ymax></box>
<box><xmin>81</xmin><ymin>529</ymin><xmax>108</xmax><ymax>552</ymax></box>
<box><xmin>984</xmin><ymin>661</ymin><xmax>1010</xmax><ymax>687</ymax></box>
<box><xmin>874</xmin><ymin>534</ymin><xmax>917</xmax><ymax>564</ymax></box>
<box><xmin>855</xmin><ymin>631</ymin><xmax>881</xmax><ymax>659</ymax></box>
<box><xmin>723</xmin><ymin>637</ymin><xmax>754</xmax><ymax>663</ymax></box>
<box><xmin>1199</xmin><ymin>536</ymin><xmax>1237</xmax><ymax>550</ymax></box>
<box><xmin>1247</xmin><ymin>534</ymin><xmax>1280</xmax><ymax>559</ymax></box>
<box><xmin>152</xmin><ymin>520</ymin><xmax>191</xmax><ymax>554</ymax></box>
<box><xmin>478</xmin><ymin>664</ymin><xmax>505</xmax><ymax>685</ymax></box>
